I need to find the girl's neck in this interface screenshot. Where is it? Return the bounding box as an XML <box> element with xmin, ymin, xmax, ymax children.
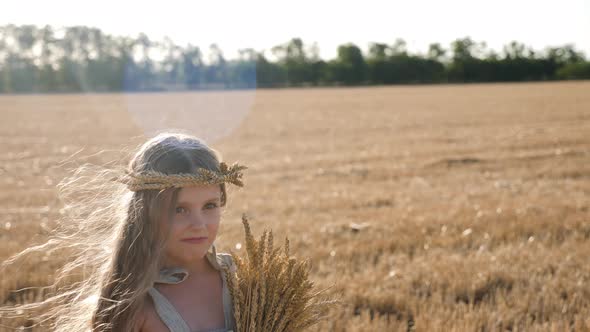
<box><xmin>163</xmin><ymin>254</ymin><xmax>214</xmax><ymax>279</ymax></box>
<box><xmin>186</xmin><ymin>255</ymin><xmax>215</xmax><ymax>278</ymax></box>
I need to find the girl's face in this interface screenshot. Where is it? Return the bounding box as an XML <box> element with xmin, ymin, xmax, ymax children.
<box><xmin>162</xmin><ymin>184</ymin><xmax>222</xmax><ymax>267</ymax></box>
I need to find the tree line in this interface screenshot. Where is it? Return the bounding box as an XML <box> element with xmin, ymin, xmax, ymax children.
<box><xmin>1</xmin><ymin>24</ymin><xmax>589</xmax><ymax>93</ymax></box>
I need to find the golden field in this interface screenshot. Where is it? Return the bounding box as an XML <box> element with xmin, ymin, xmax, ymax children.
<box><xmin>0</xmin><ymin>81</ymin><xmax>589</xmax><ymax>331</ymax></box>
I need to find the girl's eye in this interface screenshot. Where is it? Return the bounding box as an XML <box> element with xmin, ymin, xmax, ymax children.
<box><xmin>175</xmin><ymin>207</ymin><xmax>188</xmax><ymax>214</ymax></box>
<box><xmin>205</xmin><ymin>203</ymin><xmax>218</xmax><ymax>209</ymax></box>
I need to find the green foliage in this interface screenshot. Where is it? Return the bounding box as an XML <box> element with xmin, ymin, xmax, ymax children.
<box><xmin>556</xmin><ymin>62</ymin><xmax>590</xmax><ymax>79</ymax></box>
<box><xmin>332</xmin><ymin>43</ymin><xmax>366</xmax><ymax>85</ymax></box>
<box><xmin>0</xmin><ymin>25</ymin><xmax>587</xmax><ymax>93</ymax></box>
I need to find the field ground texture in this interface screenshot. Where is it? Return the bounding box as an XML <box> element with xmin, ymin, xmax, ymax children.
<box><xmin>0</xmin><ymin>81</ymin><xmax>589</xmax><ymax>331</ymax></box>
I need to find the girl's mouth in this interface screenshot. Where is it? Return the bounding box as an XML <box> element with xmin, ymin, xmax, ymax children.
<box><xmin>181</xmin><ymin>237</ymin><xmax>208</xmax><ymax>244</ymax></box>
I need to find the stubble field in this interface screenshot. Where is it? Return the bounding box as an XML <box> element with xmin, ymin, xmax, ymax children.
<box><xmin>1</xmin><ymin>81</ymin><xmax>589</xmax><ymax>331</ymax></box>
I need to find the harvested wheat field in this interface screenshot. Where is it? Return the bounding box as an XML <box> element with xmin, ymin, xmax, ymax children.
<box><xmin>1</xmin><ymin>81</ymin><xmax>589</xmax><ymax>331</ymax></box>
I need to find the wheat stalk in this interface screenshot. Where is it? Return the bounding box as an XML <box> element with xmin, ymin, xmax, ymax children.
<box><xmin>224</xmin><ymin>214</ymin><xmax>337</xmax><ymax>332</ymax></box>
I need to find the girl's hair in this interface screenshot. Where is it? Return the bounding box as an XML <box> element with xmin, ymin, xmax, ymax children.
<box><xmin>0</xmin><ymin>132</ymin><xmax>230</xmax><ymax>331</ymax></box>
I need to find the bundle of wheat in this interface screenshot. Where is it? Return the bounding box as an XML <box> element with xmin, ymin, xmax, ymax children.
<box><xmin>224</xmin><ymin>214</ymin><xmax>337</xmax><ymax>332</ymax></box>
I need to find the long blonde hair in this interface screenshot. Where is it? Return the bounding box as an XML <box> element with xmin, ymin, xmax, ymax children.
<box><xmin>1</xmin><ymin>132</ymin><xmax>230</xmax><ymax>331</ymax></box>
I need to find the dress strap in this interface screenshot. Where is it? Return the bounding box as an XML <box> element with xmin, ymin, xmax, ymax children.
<box><xmin>147</xmin><ymin>287</ymin><xmax>191</xmax><ymax>332</ymax></box>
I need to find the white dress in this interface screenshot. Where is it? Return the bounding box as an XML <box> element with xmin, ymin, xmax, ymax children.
<box><xmin>147</xmin><ymin>245</ymin><xmax>236</xmax><ymax>332</ymax></box>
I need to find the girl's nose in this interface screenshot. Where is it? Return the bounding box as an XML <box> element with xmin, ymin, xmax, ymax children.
<box><xmin>189</xmin><ymin>213</ymin><xmax>207</xmax><ymax>227</ymax></box>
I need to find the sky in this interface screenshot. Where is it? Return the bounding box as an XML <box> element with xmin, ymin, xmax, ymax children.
<box><xmin>1</xmin><ymin>0</ymin><xmax>589</xmax><ymax>61</ymax></box>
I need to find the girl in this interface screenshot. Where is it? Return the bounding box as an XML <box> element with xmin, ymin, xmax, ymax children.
<box><xmin>1</xmin><ymin>132</ymin><xmax>246</xmax><ymax>332</ymax></box>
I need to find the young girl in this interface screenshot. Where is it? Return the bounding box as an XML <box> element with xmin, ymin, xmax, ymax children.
<box><xmin>1</xmin><ymin>132</ymin><xmax>246</xmax><ymax>332</ymax></box>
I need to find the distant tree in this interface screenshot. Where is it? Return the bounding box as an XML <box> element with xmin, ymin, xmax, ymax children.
<box><xmin>448</xmin><ymin>37</ymin><xmax>485</xmax><ymax>82</ymax></box>
<box><xmin>37</xmin><ymin>25</ymin><xmax>57</xmax><ymax>92</ymax></box>
<box><xmin>205</xmin><ymin>43</ymin><xmax>227</xmax><ymax>87</ymax></box>
<box><xmin>255</xmin><ymin>52</ymin><xmax>286</xmax><ymax>87</ymax></box>
<box><xmin>333</xmin><ymin>43</ymin><xmax>366</xmax><ymax>85</ymax></box>
<box><xmin>503</xmin><ymin>41</ymin><xmax>527</xmax><ymax>59</ymax></box>
<box><xmin>427</xmin><ymin>43</ymin><xmax>446</xmax><ymax>62</ymax></box>
<box><xmin>182</xmin><ymin>44</ymin><xmax>203</xmax><ymax>88</ymax></box>
<box><xmin>367</xmin><ymin>43</ymin><xmax>390</xmax><ymax>84</ymax></box>
<box><xmin>369</xmin><ymin>43</ymin><xmax>389</xmax><ymax>59</ymax></box>
<box><xmin>271</xmin><ymin>38</ymin><xmax>312</xmax><ymax>85</ymax></box>
<box><xmin>390</xmin><ymin>38</ymin><xmax>407</xmax><ymax>56</ymax></box>
<box><xmin>451</xmin><ymin>37</ymin><xmax>477</xmax><ymax>62</ymax></box>
<box><xmin>230</xmin><ymin>48</ymin><xmax>257</xmax><ymax>88</ymax></box>
<box><xmin>546</xmin><ymin>44</ymin><xmax>585</xmax><ymax>65</ymax></box>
